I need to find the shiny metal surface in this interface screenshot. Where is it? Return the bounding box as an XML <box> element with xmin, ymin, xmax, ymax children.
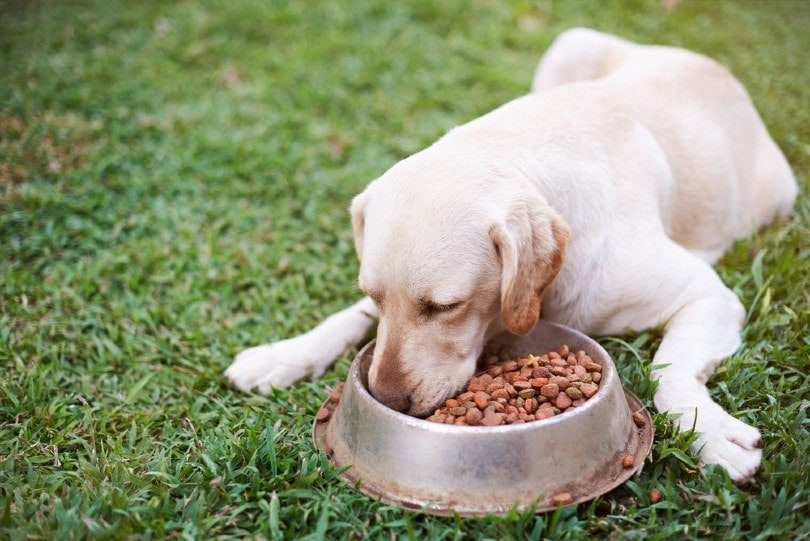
<box><xmin>313</xmin><ymin>321</ymin><xmax>653</xmax><ymax>515</ymax></box>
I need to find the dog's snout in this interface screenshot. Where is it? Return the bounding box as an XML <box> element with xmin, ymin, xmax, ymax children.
<box><xmin>371</xmin><ymin>388</ymin><xmax>411</xmax><ymax>413</ymax></box>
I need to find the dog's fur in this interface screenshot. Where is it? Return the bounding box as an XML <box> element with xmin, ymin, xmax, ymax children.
<box><xmin>225</xmin><ymin>28</ymin><xmax>797</xmax><ymax>483</ymax></box>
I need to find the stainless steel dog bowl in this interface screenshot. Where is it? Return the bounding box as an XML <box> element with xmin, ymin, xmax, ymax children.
<box><xmin>313</xmin><ymin>320</ymin><xmax>653</xmax><ymax>516</ymax></box>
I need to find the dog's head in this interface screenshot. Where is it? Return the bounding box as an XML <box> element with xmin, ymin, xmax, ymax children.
<box><xmin>351</xmin><ymin>155</ymin><xmax>569</xmax><ymax>416</ymax></box>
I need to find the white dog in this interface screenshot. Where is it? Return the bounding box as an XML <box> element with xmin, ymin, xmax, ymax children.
<box><xmin>226</xmin><ymin>28</ymin><xmax>797</xmax><ymax>483</ymax></box>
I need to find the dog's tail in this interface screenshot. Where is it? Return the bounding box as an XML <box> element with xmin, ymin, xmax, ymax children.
<box><xmin>531</xmin><ymin>27</ymin><xmax>634</xmax><ymax>92</ymax></box>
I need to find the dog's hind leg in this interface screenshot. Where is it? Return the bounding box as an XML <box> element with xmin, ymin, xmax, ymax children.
<box><xmin>224</xmin><ymin>297</ymin><xmax>378</xmax><ymax>393</ymax></box>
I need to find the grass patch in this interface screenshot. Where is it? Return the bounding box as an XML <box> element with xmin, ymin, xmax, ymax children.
<box><xmin>1</xmin><ymin>0</ymin><xmax>808</xmax><ymax>538</ymax></box>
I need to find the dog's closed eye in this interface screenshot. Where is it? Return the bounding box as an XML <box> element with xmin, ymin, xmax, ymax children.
<box><xmin>420</xmin><ymin>299</ymin><xmax>463</xmax><ymax>318</ymax></box>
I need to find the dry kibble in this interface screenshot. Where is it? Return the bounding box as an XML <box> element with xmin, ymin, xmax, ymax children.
<box><xmin>579</xmin><ymin>382</ymin><xmax>599</xmax><ymax>398</ymax></box>
<box><xmin>552</xmin><ymin>492</ymin><xmax>573</xmax><ymax>506</ymax></box>
<box><xmin>622</xmin><ymin>455</ymin><xmax>635</xmax><ymax>468</ymax></box>
<box><xmin>465</xmin><ymin>408</ymin><xmax>483</xmax><ymax>425</ymax></box>
<box><xmin>649</xmin><ymin>487</ymin><xmax>662</xmax><ymax>504</ymax></box>
<box><xmin>540</xmin><ymin>383</ymin><xmax>559</xmax><ymax>399</ymax></box>
<box><xmin>425</xmin><ymin>346</ymin><xmax>602</xmax><ymax>426</ymax></box>
<box><xmin>555</xmin><ymin>393</ymin><xmax>573</xmax><ymax>410</ymax></box>
<box><xmin>549</xmin><ymin>375</ymin><xmax>570</xmax><ymax>390</ymax></box>
<box><xmin>316</xmin><ymin>407</ymin><xmax>331</xmax><ymax>422</ymax></box>
<box><xmin>565</xmin><ymin>386</ymin><xmax>583</xmax><ymax>400</ymax></box>
<box><xmin>535</xmin><ymin>407</ymin><xmax>554</xmax><ymax>420</ymax></box>
<box><xmin>632</xmin><ymin>411</ymin><xmax>646</xmax><ymax>426</ymax></box>
<box><xmin>481</xmin><ymin>412</ymin><xmax>506</xmax><ymax>426</ymax></box>
<box><xmin>518</xmin><ymin>388</ymin><xmax>536</xmax><ymax>399</ymax></box>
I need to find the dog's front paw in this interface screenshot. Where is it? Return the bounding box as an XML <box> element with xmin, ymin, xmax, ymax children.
<box><xmin>224</xmin><ymin>340</ymin><xmax>311</xmax><ymax>393</ymax></box>
<box><xmin>693</xmin><ymin>411</ymin><xmax>763</xmax><ymax>484</ymax></box>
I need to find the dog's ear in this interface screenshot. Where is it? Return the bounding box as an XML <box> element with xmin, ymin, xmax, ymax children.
<box><xmin>489</xmin><ymin>203</ymin><xmax>569</xmax><ymax>335</ymax></box>
<box><xmin>350</xmin><ymin>190</ymin><xmax>368</xmax><ymax>260</ymax></box>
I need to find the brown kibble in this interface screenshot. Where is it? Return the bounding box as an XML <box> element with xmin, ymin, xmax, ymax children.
<box><xmin>555</xmin><ymin>393</ymin><xmax>573</xmax><ymax>410</ymax></box>
<box><xmin>513</xmin><ymin>379</ymin><xmax>532</xmax><ymax>391</ymax></box>
<box><xmin>540</xmin><ymin>383</ymin><xmax>559</xmax><ymax>398</ymax></box>
<box><xmin>535</xmin><ymin>407</ymin><xmax>554</xmax><ymax>420</ymax></box>
<box><xmin>486</xmin><ymin>382</ymin><xmax>505</xmax><ymax>394</ymax></box>
<box><xmin>328</xmin><ymin>390</ymin><xmax>342</xmax><ymax>403</ymax></box>
<box><xmin>549</xmin><ymin>366</ymin><xmax>568</xmax><ymax>377</ymax></box>
<box><xmin>579</xmin><ymin>382</ymin><xmax>599</xmax><ymax>398</ymax></box>
<box><xmin>490</xmin><ymin>401</ymin><xmax>506</xmax><ymax>413</ymax></box>
<box><xmin>592</xmin><ymin>372</ymin><xmax>602</xmax><ymax>383</ymax></box>
<box><xmin>502</xmin><ymin>360</ymin><xmax>519</xmax><ymax>372</ymax></box>
<box><xmin>465</xmin><ymin>407</ymin><xmax>483</xmax><ymax>425</ymax></box>
<box><xmin>532</xmin><ymin>366</ymin><xmax>550</xmax><ymax>378</ymax></box>
<box><xmin>529</xmin><ymin>377</ymin><xmax>549</xmax><ymax>389</ymax></box>
<box><xmin>549</xmin><ymin>375</ymin><xmax>570</xmax><ymax>390</ymax></box>
<box><xmin>622</xmin><ymin>455</ymin><xmax>635</xmax><ymax>468</ymax></box>
<box><xmin>424</xmin><ymin>345</ymin><xmax>601</xmax><ymax>426</ymax></box>
<box><xmin>481</xmin><ymin>412</ymin><xmax>506</xmax><ymax>426</ymax></box>
<box><xmin>632</xmin><ymin>411</ymin><xmax>646</xmax><ymax>426</ymax></box>
<box><xmin>504</xmin><ymin>383</ymin><xmax>517</xmax><ymax>397</ymax></box>
<box><xmin>649</xmin><ymin>487</ymin><xmax>662</xmax><ymax>504</ymax></box>
<box><xmin>552</xmin><ymin>492</ymin><xmax>573</xmax><ymax>506</ymax></box>
<box><xmin>474</xmin><ymin>391</ymin><xmax>490</xmax><ymax>410</ymax></box>
<box><xmin>550</xmin><ymin>357</ymin><xmax>568</xmax><ymax>367</ymax></box>
<box><xmin>487</xmin><ymin>365</ymin><xmax>503</xmax><ymax>377</ymax></box>
<box><xmin>316</xmin><ymin>407</ymin><xmax>331</xmax><ymax>422</ymax></box>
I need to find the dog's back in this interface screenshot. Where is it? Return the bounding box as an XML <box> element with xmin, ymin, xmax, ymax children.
<box><xmin>530</xmin><ymin>28</ymin><xmax>797</xmax><ymax>261</ymax></box>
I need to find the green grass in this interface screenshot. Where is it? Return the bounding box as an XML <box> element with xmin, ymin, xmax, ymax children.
<box><xmin>1</xmin><ymin>0</ymin><xmax>808</xmax><ymax>538</ymax></box>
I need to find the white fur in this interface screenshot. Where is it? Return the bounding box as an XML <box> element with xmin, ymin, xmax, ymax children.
<box><xmin>225</xmin><ymin>28</ymin><xmax>797</xmax><ymax>483</ymax></box>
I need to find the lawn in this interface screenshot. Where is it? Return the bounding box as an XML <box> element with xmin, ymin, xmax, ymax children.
<box><xmin>1</xmin><ymin>0</ymin><xmax>808</xmax><ymax>538</ymax></box>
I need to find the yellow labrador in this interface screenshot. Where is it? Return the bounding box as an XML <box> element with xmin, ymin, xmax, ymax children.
<box><xmin>226</xmin><ymin>28</ymin><xmax>797</xmax><ymax>483</ymax></box>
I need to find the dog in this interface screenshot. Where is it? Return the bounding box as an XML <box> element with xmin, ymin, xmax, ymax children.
<box><xmin>225</xmin><ymin>28</ymin><xmax>797</xmax><ymax>483</ymax></box>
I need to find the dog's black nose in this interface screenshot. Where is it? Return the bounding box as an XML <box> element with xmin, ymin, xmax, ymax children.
<box><xmin>371</xmin><ymin>389</ymin><xmax>411</xmax><ymax>413</ymax></box>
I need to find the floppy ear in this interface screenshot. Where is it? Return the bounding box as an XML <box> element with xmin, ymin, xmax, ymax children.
<box><xmin>350</xmin><ymin>191</ymin><xmax>368</xmax><ymax>260</ymax></box>
<box><xmin>489</xmin><ymin>202</ymin><xmax>569</xmax><ymax>335</ymax></box>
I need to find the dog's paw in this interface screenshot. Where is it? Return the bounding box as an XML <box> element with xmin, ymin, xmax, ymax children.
<box><xmin>693</xmin><ymin>412</ymin><xmax>763</xmax><ymax>484</ymax></box>
<box><xmin>224</xmin><ymin>340</ymin><xmax>311</xmax><ymax>393</ymax></box>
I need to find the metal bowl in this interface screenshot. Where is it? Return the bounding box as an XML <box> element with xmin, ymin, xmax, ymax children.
<box><xmin>313</xmin><ymin>320</ymin><xmax>653</xmax><ymax>516</ymax></box>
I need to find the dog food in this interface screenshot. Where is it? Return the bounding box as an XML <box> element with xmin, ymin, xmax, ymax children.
<box><xmin>426</xmin><ymin>345</ymin><xmax>602</xmax><ymax>426</ymax></box>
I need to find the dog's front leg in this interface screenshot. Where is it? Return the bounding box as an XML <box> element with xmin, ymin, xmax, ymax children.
<box><xmin>224</xmin><ymin>297</ymin><xmax>378</xmax><ymax>393</ymax></box>
<box><xmin>652</xmin><ymin>287</ymin><xmax>763</xmax><ymax>483</ymax></box>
